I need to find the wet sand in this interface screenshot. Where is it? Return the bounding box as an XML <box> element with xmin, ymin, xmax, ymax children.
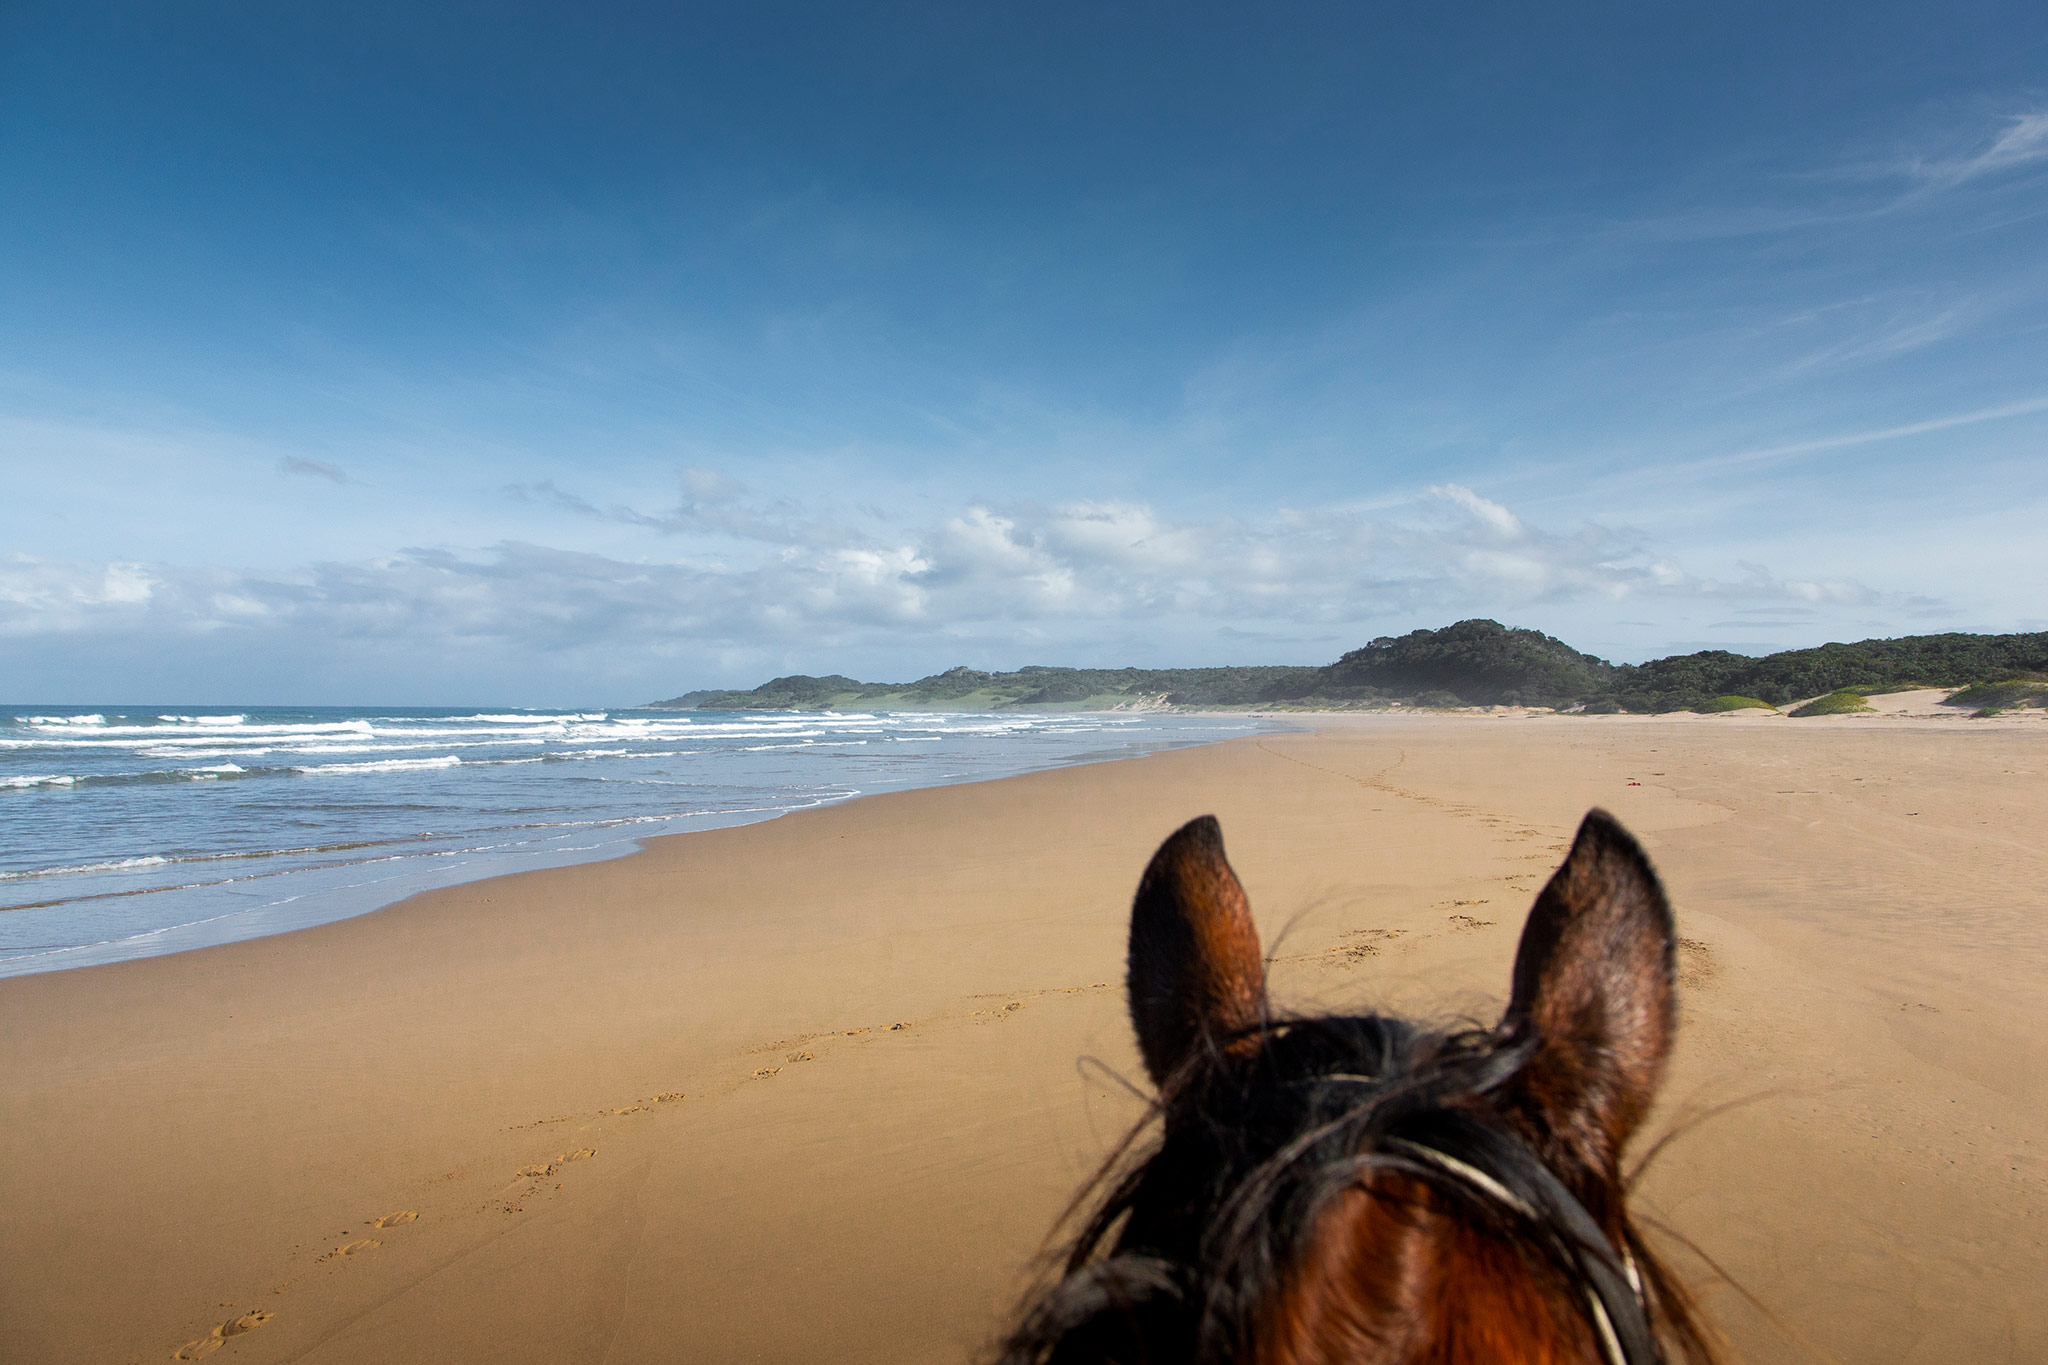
<box><xmin>2</xmin><ymin>709</ymin><xmax>2044</xmax><ymax>1363</ymax></box>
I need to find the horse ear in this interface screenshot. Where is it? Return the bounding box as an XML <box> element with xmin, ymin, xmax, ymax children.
<box><xmin>1501</xmin><ymin>809</ymin><xmax>1677</xmax><ymax>1169</ymax></box>
<box><xmin>1127</xmin><ymin>816</ymin><xmax>1267</xmax><ymax>1087</ymax></box>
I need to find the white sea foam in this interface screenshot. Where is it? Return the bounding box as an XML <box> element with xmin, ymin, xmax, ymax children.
<box><xmin>338</xmin><ymin>727</ymin><xmax>558</xmax><ymax>740</ymax></box>
<box><xmin>158</xmin><ymin>714</ymin><xmax>248</xmax><ymax>726</ymax></box>
<box><xmin>2</xmin><ymin>773</ymin><xmax>76</xmax><ymax>789</ymax></box>
<box><xmin>0</xmin><ymin>854</ymin><xmax>170</xmax><ymax>880</ymax></box>
<box><xmin>138</xmin><ymin>747</ymin><xmax>270</xmax><ymax>760</ymax></box>
<box><xmin>279</xmin><ymin>739</ymin><xmax>538</xmax><ymax>756</ymax></box>
<box><xmin>674</xmin><ymin>726</ymin><xmax>831</xmax><ymax>740</ymax></box>
<box><xmin>290</xmin><ymin>755</ymin><xmax>463</xmax><ymax>776</ymax></box>
<box><xmin>23</xmin><ymin>714</ymin><xmax>105</xmax><ymax>726</ymax></box>
<box><xmin>38</xmin><ymin>734</ymin><xmax>277</xmax><ymax>749</ymax></box>
<box><xmin>16</xmin><ymin>720</ymin><xmax>375</xmax><ymax>745</ymax></box>
<box><xmin>182</xmin><ymin>764</ymin><xmax>246</xmax><ymax>779</ymax></box>
<box><xmin>541</xmin><ymin>747</ymin><xmax>704</xmax><ymax>762</ymax></box>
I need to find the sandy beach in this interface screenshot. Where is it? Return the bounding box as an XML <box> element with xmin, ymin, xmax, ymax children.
<box><xmin>3</xmin><ymin>708</ymin><xmax>2044</xmax><ymax>1364</ymax></box>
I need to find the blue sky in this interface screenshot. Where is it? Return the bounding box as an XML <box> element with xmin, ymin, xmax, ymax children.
<box><xmin>4</xmin><ymin>2</ymin><xmax>2045</xmax><ymax>703</ymax></box>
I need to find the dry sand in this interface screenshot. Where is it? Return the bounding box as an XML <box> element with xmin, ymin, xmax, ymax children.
<box><xmin>3</xmin><ymin>710</ymin><xmax>2044</xmax><ymax>1363</ymax></box>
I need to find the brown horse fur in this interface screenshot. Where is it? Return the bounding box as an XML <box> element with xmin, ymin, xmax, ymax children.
<box><xmin>997</xmin><ymin>810</ymin><xmax>1715</xmax><ymax>1365</ymax></box>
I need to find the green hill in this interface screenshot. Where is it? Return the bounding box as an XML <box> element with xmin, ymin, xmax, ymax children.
<box><xmin>648</xmin><ymin>623</ymin><xmax>2048</xmax><ymax>714</ymax></box>
<box><xmin>1316</xmin><ymin>619</ymin><xmax>1616</xmax><ymax>708</ymax></box>
<box><xmin>655</xmin><ymin>663</ymin><xmax>1323</xmax><ymax>712</ymax></box>
<box><xmin>1605</xmin><ymin>632</ymin><xmax>2048</xmax><ymax>712</ymax></box>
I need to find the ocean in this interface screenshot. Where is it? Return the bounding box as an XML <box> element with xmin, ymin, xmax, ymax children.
<box><xmin>0</xmin><ymin>704</ymin><xmax>1269</xmax><ymax>978</ymax></box>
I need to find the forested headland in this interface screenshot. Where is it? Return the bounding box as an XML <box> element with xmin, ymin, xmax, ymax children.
<box><xmin>650</xmin><ymin>619</ymin><xmax>2048</xmax><ymax>715</ymax></box>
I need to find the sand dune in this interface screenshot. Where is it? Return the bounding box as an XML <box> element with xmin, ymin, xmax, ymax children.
<box><xmin>3</xmin><ymin>713</ymin><xmax>2044</xmax><ymax>1363</ymax></box>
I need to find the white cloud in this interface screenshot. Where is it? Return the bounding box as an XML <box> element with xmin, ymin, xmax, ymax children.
<box><xmin>1427</xmin><ymin>483</ymin><xmax>1522</xmax><ymax>538</ymax></box>
<box><xmin>0</xmin><ymin>486</ymin><xmax>1900</xmax><ymax>682</ymax></box>
<box><xmin>1909</xmin><ymin>110</ymin><xmax>2048</xmax><ymax>187</ymax></box>
<box><xmin>0</xmin><ymin>554</ymin><xmax>158</xmax><ymax>626</ymax></box>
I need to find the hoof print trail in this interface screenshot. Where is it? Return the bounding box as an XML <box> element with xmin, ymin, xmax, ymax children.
<box><xmin>316</xmin><ymin>1239</ymin><xmax>380</xmax><ymax>1263</ymax></box>
<box><xmin>371</xmin><ymin>1210</ymin><xmax>418</xmax><ymax>1228</ymax></box>
<box><xmin>173</xmin><ymin>1310</ymin><xmax>274</xmax><ymax>1359</ymax></box>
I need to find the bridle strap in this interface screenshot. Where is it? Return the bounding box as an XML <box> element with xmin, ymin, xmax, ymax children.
<box><xmin>1380</xmin><ymin>1133</ymin><xmax>1661</xmax><ymax>1365</ymax></box>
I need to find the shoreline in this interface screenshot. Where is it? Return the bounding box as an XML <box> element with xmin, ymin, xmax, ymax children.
<box><xmin>14</xmin><ymin>690</ymin><xmax>2021</xmax><ymax>983</ymax></box>
<box><xmin>4</xmin><ymin>715</ymin><xmax>2045</xmax><ymax>1363</ymax></box>
<box><xmin>2</xmin><ymin>710</ymin><xmax>1274</xmax><ymax>981</ymax></box>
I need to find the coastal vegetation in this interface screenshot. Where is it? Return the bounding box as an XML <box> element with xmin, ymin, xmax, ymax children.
<box><xmin>1942</xmin><ymin>679</ymin><xmax>2048</xmax><ymax>713</ymax></box>
<box><xmin>1695</xmin><ymin>695</ymin><xmax>1776</xmax><ymax>713</ymax></box>
<box><xmin>1788</xmin><ymin>690</ymin><xmax>1876</xmax><ymax>717</ymax></box>
<box><xmin>1601</xmin><ymin>633</ymin><xmax>2048</xmax><ymax>713</ymax></box>
<box><xmin>651</xmin><ymin>621</ymin><xmax>2048</xmax><ymax>716</ymax></box>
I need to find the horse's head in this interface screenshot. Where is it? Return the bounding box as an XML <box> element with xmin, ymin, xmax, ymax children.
<box><xmin>1002</xmin><ymin>810</ymin><xmax>1712</xmax><ymax>1365</ymax></box>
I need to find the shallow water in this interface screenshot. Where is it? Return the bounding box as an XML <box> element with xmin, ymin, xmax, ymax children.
<box><xmin>0</xmin><ymin>704</ymin><xmax>1268</xmax><ymax>976</ymax></box>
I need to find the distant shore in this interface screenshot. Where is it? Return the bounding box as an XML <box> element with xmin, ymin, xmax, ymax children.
<box><xmin>4</xmin><ymin>713</ymin><xmax>2044</xmax><ymax>1363</ymax></box>
<box><xmin>652</xmin><ymin>619</ymin><xmax>2048</xmax><ymax>715</ymax></box>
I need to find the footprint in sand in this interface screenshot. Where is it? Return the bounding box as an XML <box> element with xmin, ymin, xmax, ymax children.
<box><xmin>1447</xmin><ymin>914</ymin><xmax>1496</xmax><ymax>931</ymax></box>
<box><xmin>173</xmin><ymin>1311</ymin><xmax>273</xmax><ymax>1359</ymax></box>
<box><xmin>517</xmin><ymin>1163</ymin><xmax>555</xmax><ymax>1178</ymax></box>
<box><xmin>752</xmin><ymin>1066</ymin><xmax>781</xmax><ymax>1080</ymax></box>
<box><xmin>1330</xmin><ymin>928</ymin><xmax>1406</xmax><ymax>961</ymax></box>
<box><xmin>888</xmin><ymin>1021</ymin><xmax>913</xmax><ymax>1031</ymax></box>
<box><xmin>649</xmin><ymin>1091</ymin><xmax>686</xmax><ymax>1103</ymax></box>
<box><xmin>1677</xmin><ymin>937</ymin><xmax>1716</xmax><ymax>989</ymax></box>
<box><xmin>558</xmin><ymin>1148</ymin><xmax>596</xmax><ymax>1163</ymax></box>
<box><xmin>371</xmin><ymin>1210</ymin><xmax>418</xmax><ymax>1229</ymax></box>
<box><xmin>316</xmin><ymin>1239</ymin><xmax>380</xmax><ymax>1263</ymax></box>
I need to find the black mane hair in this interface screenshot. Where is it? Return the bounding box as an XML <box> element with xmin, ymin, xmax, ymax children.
<box><xmin>997</xmin><ymin>1012</ymin><xmax>1711</xmax><ymax>1365</ymax></box>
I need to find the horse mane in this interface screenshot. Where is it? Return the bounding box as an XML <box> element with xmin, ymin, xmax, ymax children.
<box><xmin>997</xmin><ymin>1012</ymin><xmax>1717</xmax><ymax>1365</ymax></box>
<box><xmin>996</xmin><ymin>810</ymin><xmax>1720</xmax><ymax>1365</ymax></box>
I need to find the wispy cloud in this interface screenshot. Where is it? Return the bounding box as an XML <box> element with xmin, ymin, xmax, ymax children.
<box><xmin>1903</xmin><ymin>110</ymin><xmax>2048</xmax><ymax>188</ymax></box>
<box><xmin>505</xmin><ymin>469</ymin><xmax>843</xmax><ymax>546</ymax></box>
<box><xmin>277</xmin><ymin>456</ymin><xmax>352</xmax><ymax>484</ymax></box>
<box><xmin>1776</xmin><ymin>303</ymin><xmax>1974</xmax><ymax>376</ymax></box>
<box><xmin>1691</xmin><ymin>393</ymin><xmax>2048</xmax><ymax>475</ymax></box>
<box><xmin>503</xmin><ymin>480</ymin><xmax>600</xmax><ymax>516</ymax></box>
<box><xmin>1593</xmin><ymin>108</ymin><xmax>2048</xmax><ymax>248</ymax></box>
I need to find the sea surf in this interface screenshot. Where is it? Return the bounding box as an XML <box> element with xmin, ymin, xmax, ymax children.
<box><xmin>0</xmin><ymin>704</ymin><xmax>1271</xmax><ymax>977</ymax></box>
